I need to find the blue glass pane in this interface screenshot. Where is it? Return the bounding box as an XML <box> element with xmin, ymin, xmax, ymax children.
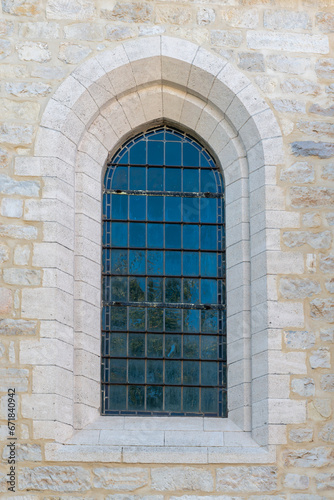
<box><xmin>128</xmin><ymin>386</ymin><xmax>145</xmax><ymax>410</ymax></box>
<box><xmin>183</xmin><ymin>169</ymin><xmax>199</xmax><ymax>192</ymax></box>
<box><xmin>201</xmin><ymin>226</ymin><xmax>217</xmax><ymax>250</ymax></box>
<box><xmin>165</xmin><ymin>360</ymin><xmax>181</xmax><ymax>384</ymax></box>
<box><xmin>116</xmin><ymin>149</ymin><xmax>128</xmax><ymax>164</ymax></box>
<box><xmin>200</xmin><ymin>151</ymin><xmax>211</xmax><ymax>167</ymax></box>
<box><xmin>111</xmin><ymin>249</ymin><xmax>128</xmax><ymax>274</ymax></box>
<box><xmin>148</xmin><ymin>141</ymin><xmax>164</xmax><ymax>165</ymax></box>
<box><xmin>165</xmin><ymin>224</ymin><xmax>181</xmax><ymax>249</ymax></box>
<box><xmin>165</xmin><ymin>334</ymin><xmax>181</xmax><ymax>358</ymax></box>
<box><xmin>149</xmin><ymin>131</ymin><xmax>164</xmax><ymax>141</ymax></box>
<box><xmin>183</xmin><ymin>335</ymin><xmax>199</xmax><ymax>358</ymax></box>
<box><xmin>165</xmin><ymin>387</ymin><xmax>181</xmax><ymax>411</ymax></box>
<box><xmin>148</xmin><ymin>196</ymin><xmax>163</xmax><ymax>221</ymax></box>
<box><xmin>147</xmin><ymin>223</ymin><xmax>163</xmax><ymax>248</ymax></box>
<box><xmin>147</xmin><ymin>360</ymin><xmax>163</xmax><ymax>383</ymax></box>
<box><xmin>201</xmin><ymin>310</ymin><xmax>218</xmax><ymax>333</ymax></box>
<box><xmin>200</xmin><ymin>198</ymin><xmax>217</xmax><ymax>223</ymax></box>
<box><xmin>146</xmin><ymin>386</ymin><xmax>163</xmax><ymax>411</ymax></box>
<box><xmin>201</xmin><ymin>169</ymin><xmax>217</xmax><ymax>193</ymax></box>
<box><xmin>147</xmin><ymin>278</ymin><xmax>163</xmax><ymax>302</ymax></box>
<box><xmin>183</xmin><ymin>361</ymin><xmax>199</xmax><ymax>384</ymax></box>
<box><xmin>112</xmin><ymin>222</ymin><xmax>127</xmax><ymax>247</ymax></box>
<box><xmin>148</xmin><ymin>167</ymin><xmax>163</xmax><ymax>190</ymax></box>
<box><xmin>201</xmin><ymin>253</ymin><xmax>216</xmax><ymax>277</ymax></box>
<box><xmin>147</xmin><ymin>308</ymin><xmax>163</xmax><ymax>331</ymax></box>
<box><xmin>183</xmin><ymin>198</ymin><xmax>199</xmax><ymax>222</ymax></box>
<box><xmin>183</xmin><ymin>309</ymin><xmax>200</xmax><ymax>332</ymax></box>
<box><xmin>165</xmin><ymin>142</ymin><xmax>182</xmax><ymax>166</ymax></box>
<box><xmin>129</xmin><ymin>333</ymin><xmax>145</xmax><ymax>357</ymax></box>
<box><xmin>129</xmin><ymin>223</ymin><xmax>145</xmax><ymax>248</ymax></box>
<box><xmin>165</xmin><ymin>131</ymin><xmax>183</xmax><ymax>141</ymax></box>
<box><xmin>130</xmin><ymin>166</ymin><xmax>146</xmax><ymax>190</ymax></box>
<box><xmin>103</xmin><ymin>222</ymin><xmax>111</xmax><ymax>245</ymax></box>
<box><xmin>165</xmin><ymin>278</ymin><xmax>181</xmax><ymax>303</ymax></box>
<box><xmin>129</xmin><ymin>250</ymin><xmax>145</xmax><ymax>274</ymax></box>
<box><xmin>201</xmin><ymin>388</ymin><xmax>217</xmax><ymax>413</ymax></box>
<box><xmin>183</xmin><ymin>252</ymin><xmax>199</xmax><ymax>276</ymax></box>
<box><xmin>109</xmin><ymin>332</ymin><xmax>127</xmax><ymax>356</ymax></box>
<box><xmin>165</xmin><ymin>251</ymin><xmax>181</xmax><ymax>275</ymax></box>
<box><xmin>112</xmin><ymin>194</ymin><xmax>128</xmax><ymax>220</ymax></box>
<box><xmin>128</xmin><ymin>360</ymin><xmax>145</xmax><ymax>383</ymax></box>
<box><xmin>129</xmin><ymin>277</ymin><xmax>145</xmax><ymax>302</ymax></box>
<box><xmin>201</xmin><ymin>336</ymin><xmax>217</xmax><ymax>359</ymax></box>
<box><xmin>201</xmin><ymin>362</ymin><xmax>218</xmax><ymax>386</ymax></box>
<box><xmin>183</xmin><ymin>387</ymin><xmax>199</xmax><ymax>412</ymax></box>
<box><xmin>183</xmin><ymin>225</ymin><xmax>199</xmax><ymax>250</ymax></box>
<box><xmin>129</xmin><ymin>307</ymin><xmax>145</xmax><ymax>331</ymax></box>
<box><xmin>201</xmin><ymin>279</ymin><xmax>217</xmax><ymax>304</ymax></box>
<box><xmin>109</xmin><ymin>277</ymin><xmax>127</xmax><ymax>302</ymax></box>
<box><xmin>111</xmin><ymin>166</ymin><xmax>128</xmax><ymax>189</ymax></box>
<box><xmin>108</xmin><ymin>385</ymin><xmax>126</xmax><ymax>410</ymax></box>
<box><xmin>183</xmin><ymin>279</ymin><xmax>199</xmax><ymax>303</ymax></box>
<box><xmin>183</xmin><ymin>142</ymin><xmax>200</xmax><ymax>167</ymax></box>
<box><xmin>147</xmin><ymin>251</ymin><xmax>163</xmax><ymax>275</ymax></box>
<box><xmin>165</xmin><ymin>167</ymin><xmax>181</xmax><ymax>191</ymax></box>
<box><xmin>165</xmin><ymin>309</ymin><xmax>181</xmax><ymax>332</ymax></box>
<box><xmin>129</xmin><ymin>141</ymin><xmax>146</xmax><ymax>165</ymax></box>
<box><xmin>147</xmin><ymin>333</ymin><xmax>163</xmax><ymax>357</ymax></box>
<box><xmin>165</xmin><ymin>197</ymin><xmax>182</xmax><ymax>222</ymax></box>
<box><xmin>110</xmin><ymin>307</ymin><xmax>127</xmax><ymax>331</ymax></box>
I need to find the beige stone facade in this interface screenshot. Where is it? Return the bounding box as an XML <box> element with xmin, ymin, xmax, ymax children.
<box><xmin>0</xmin><ymin>0</ymin><xmax>334</xmax><ymax>498</ymax></box>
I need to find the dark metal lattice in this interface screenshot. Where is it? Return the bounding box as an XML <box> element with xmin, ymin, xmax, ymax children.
<box><xmin>102</xmin><ymin>126</ymin><xmax>226</xmax><ymax>417</ymax></box>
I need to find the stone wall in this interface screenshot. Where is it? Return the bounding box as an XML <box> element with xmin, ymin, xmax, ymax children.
<box><xmin>0</xmin><ymin>0</ymin><xmax>334</xmax><ymax>498</ymax></box>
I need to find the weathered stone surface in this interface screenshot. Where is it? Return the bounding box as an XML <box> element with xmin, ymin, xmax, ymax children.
<box><xmin>325</xmin><ymin>279</ymin><xmax>334</xmax><ymax>293</ymax></box>
<box><xmin>152</xmin><ymin>467</ymin><xmax>214</xmax><ymax>492</ymax></box>
<box><xmin>320</xmin><ymin>374</ymin><xmax>334</xmax><ymax>392</ymax></box>
<box><xmin>247</xmin><ymin>32</ymin><xmax>328</xmax><ymax>54</ymax></box>
<box><xmin>105</xmin><ymin>26</ymin><xmax>137</xmax><ymax>41</ymax></box>
<box><xmin>0</xmin><ymin>223</ymin><xmax>37</xmax><ymax>240</ymax></box>
<box><xmin>272</xmin><ymin>99</ymin><xmax>305</xmax><ymax>113</ymax></box>
<box><xmin>0</xmin><ymin>98</ymin><xmax>39</xmax><ymax>122</ymax></box>
<box><xmin>267</xmin><ymin>55</ymin><xmax>310</xmax><ymax>74</ymax></box>
<box><xmin>285</xmin><ymin>331</ymin><xmax>316</xmax><ymax>350</ymax></box>
<box><xmin>0</xmin><ymin>147</ymin><xmax>9</xmax><ymax>168</ymax></box>
<box><xmin>319</xmin><ymin>421</ymin><xmax>334</xmax><ymax>443</ymax></box>
<box><xmin>1</xmin><ymin>198</ymin><xmax>23</xmax><ymax>218</ymax></box>
<box><xmin>222</xmin><ymin>8</ymin><xmax>259</xmax><ymax>28</ymax></box>
<box><xmin>0</xmin><ymin>319</ymin><xmax>37</xmax><ymax>335</ymax></box>
<box><xmin>320</xmin><ymin>254</ymin><xmax>334</xmax><ymax>273</ymax></box>
<box><xmin>310</xmin><ymin>348</ymin><xmax>331</xmax><ymax>369</ymax></box>
<box><xmin>0</xmin><ymin>367</ymin><xmax>28</xmax><ymax>391</ymax></box>
<box><xmin>58</xmin><ymin>43</ymin><xmax>92</xmax><ymax>64</ymax></box>
<box><xmin>316</xmin><ymin>12</ymin><xmax>334</xmax><ymax>32</ymax></box>
<box><xmin>93</xmin><ymin>468</ymin><xmax>149</xmax><ymax>491</ymax></box>
<box><xmin>19</xmin><ymin>467</ymin><xmax>90</xmax><ymax>491</ymax></box>
<box><xmin>211</xmin><ymin>30</ymin><xmax>243</xmax><ymax>47</ymax></box>
<box><xmin>3</xmin><ymin>268</ymin><xmax>41</xmax><ymax>286</ymax></box>
<box><xmin>0</xmin><ymin>40</ymin><xmax>11</xmax><ymax>59</ymax></box>
<box><xmin>290</xmin><ymin>495</ymin><xmax>327</xmax><ymax>500</ymax></box>
<box><xmin>18</xmin><ymin>21</ymin><xmax>59</xmax><ymax>39</ymax></box>
<box><xmin>238</xmin><ymin>52</ymin><xmax>264</xmax><ymax>72</ymax></box>
<box><xmin>0</xmin><ymin>64</ymin><xmax>28</xmax><ymax>79</ymax></box>
<box><xmin>106</xmin><ymin>497</ymin><xmax>163</xmax><ymax>500</ymax></box>
<box><xmin>46</xmin><ymin>0</ymin><xmax>95</xmax><ymax>20</ymax></box>
<box><xmin>316</xmin><ymin>58</ymin><xmax>334</xmax><ymax>78</ymax></box>
<box><xmin>31</xmin><ymin>65</ymin><xmax>67</xmax><ymax>80</ymax></box>
<box><xmin>255</xmin><ymin>75</ymin><xmax>277</xmax><ymax>93</ymax></box>
<box><xmin>281</xmin><ymin>162</ymin><xmax>314</xmax><ymax>183</ymax></box>
<box><xmin>321</xmin><ymin>163</ymin><xmax>334</xmax><ymax>180</ymax></box>
<box><xmin>5</xmin><ymin>81</ymin><xmax>52</xmax><ymax>97</ymax></box>
<box><xmin>64</xmin><ymin>23</ymin><xmax>104</xmax><ymax>41</ymax></box>
<box><xmin>156</xmin><ymin>6</ymin><xmax>192</xmax><ymax>25</ymax></box>
<box><xmin>320</xmin><ymin>328</ymin><xmax>334</xmax><ymax>342</ymax></box>
<box><xmin>2</xmin><ymin>0</ymin><xmax>39</xmax><ymax>16</ymax></box>
<box><xmin>14</xmin><ymin>244</ymin><xmax>30</xmax><ymax>265</ymax></box>
<box><xmin>283</xmin><ymin>231</ymin><xmax>332</xmax><ymax>249</ymax></box>
<box><xmin>283</xmin><ymin>447</ymin><xmax>334</xmax><ymax>467</ymax></box>
<box><xmin>0</xmin><ymin>288</ymin><xmax>12</xmax><ymax>315</ymax></box>
<box><xmin>298</xmin><ymin>121</ymin><xmax>334</xmax><ymax>139</ymax></box>
<box><xmin>291</xmin><ymin>378</ymin><xmax>315</xmax><ymax>397</ymax></box>
<box><xmin>0</xmin><ymin>175</ymin><xmax>39</xmax><ymax>196</ymax></box>
<box><xmin>3</xmin><ymin>443</ymin><xmax>41</xmax><ymax>461</ymax></box>
<box><xmin>303</xmin><ymin>213</ymin><xmax>321</xmax><ymax>227</ymax></box>
<box><xmin>310</xmin><ymin>104</ymin><xmax>334</xmax><ymax>117</ymax></box>
<box><xmin>197</xmin><ymin>7</ymin><xmax>215</xmax><ymax>25</ymax></box>
<box><xmin>310</xmin><ymin>299</ymin><xmax>334</xmax><ymax>322</ymax></box>
<box><xmin>0</xmin><ymin>244</ymin><xmax>9</xmax><ymax>263</ymax></box>
<box><xmin>289</xmin><ymin>428</ymin><xmax>313</xmax><ymax>443</ymax></box>
<box><xmin>280</xmin><ymin>278</ymin><xmax>320</xmax><ymax>299</ymax></box>
<box><xmin>281</xmin><ymin>78</ymin><xmax>320</xmax><ymax>96</ymax></box>
<box><xmin>216</xmin><ymin>467</ymin><xmax>277</xmax><ymax>492</ymax></box>
<box><xmin>139</xmin><ymin>25</ymin><xmax>165</xmax><ymax>36</ymax></box>
<box><xmin>313</xmin><ymin>399</ymin><xmax>332</xmax><ymax>418</ymax></box>
<box><xmin>290</xmin><ymin>187</ymin><xmax>334</xmax><ymax>208</ymax></box>
<box><xmin>16</xmin><ymin>42</ymin><xmax>51</xmax><ymax>62</ymax></box>
<box><xmin>284</xmin><ymin>474</ymin><xmax>309</xmax><ymax>490</ymax></box>
<box><xmin>264</xmin><ymin>10</ymin><xmax>311</xmax><ymax>30</ymax></box>
<box><xmin>315</xmin><ymin>472</ymin><xmax>334</xmax><ymax>490</ymax></box>
<box><xmin>0</xmin><ymin>20</ymin><xmax>14</xmax><ymax>36</ymax></box>
<box><xmin>101</xmin><ymin>3</ymin><xmax>153</xmax><ymax>22</ymax></box>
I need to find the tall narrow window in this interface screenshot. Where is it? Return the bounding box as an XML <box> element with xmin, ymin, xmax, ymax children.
<box><xmin>102</xmin><ymin>126</ymin><xmax>226</xmax><ymax>417</ymax></box>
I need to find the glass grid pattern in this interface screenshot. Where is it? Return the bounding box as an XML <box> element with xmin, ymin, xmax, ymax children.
<box><xmin>102</xmin><ymin>126</ymin><xmax>226</xmax><ymax>417</ymax></box>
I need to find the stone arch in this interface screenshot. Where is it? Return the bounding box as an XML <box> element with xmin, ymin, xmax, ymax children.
<box><xmin>24</xmin><ymin>36</ymin><xmax>285</xmax><ymax>452</ymax></box>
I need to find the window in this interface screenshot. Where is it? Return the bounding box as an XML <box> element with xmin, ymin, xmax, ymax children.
<box><xmin>101</xmin><ymin>126</ymin><xmax>226</xmax><ymax>417</ymax></box>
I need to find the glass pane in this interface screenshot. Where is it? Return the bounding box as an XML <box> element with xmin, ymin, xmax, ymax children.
<box><xmin>148</xmin><ymin>167</ymin><xmax>163</xmax><ymax>190</ymax></box>
<box><xmin>111</xmin><ymin>166</ymin><xmax>128</xmax><ymax>189</ymax></box>
<box><xmin>183</xmin><ymin>169</ymin><xmax>199</xmax><ymax>192</ymax></box>
<box><xmin>148</xmin><ymin>141</ymin><xmax>164</xmax><ymax>165</ymax></box>
<box><xmin>201</xmin><ymin>335</ymin><xmax>218</xmax><ymax>360</ymax></box>
<box><xmin>109</xmin><ymin>332</ymin><xmax>127</xmax><ymax>357</ymax></box>
<box><xmin>129</xmin><ymin>141</ymin><xmax>146</xmax><ymax>166</ymax></box>
<box><xmin>165</xmin><ymin>251</ymin><xmax>181</xmax><ymax>276</ymax></box>
<box><xmin>165</xmin><ymin>142</ymin><xmax>181</xmax><ymax>166</ymax></box>
<box><xmin>128</xmin><ymin>385</ymin><xmax>145</xmax><ymax>410</ymax></box>
<box><xmin>183</xmin><ymin>361</ymin><xmax>199</xmax><ymax>384</ymax></box>
<box><xmin>147</xmin><ymin>251</ymin><xmax>163</xmax><ymax>275</ymax></box>
<box><xmin>183</xmin><ymin>279</ymin><xmax>199</xmax><ymax>303</ymax></box>
<box><xmin>129</xmin><ymin>277</ymin><xmax>145</xmax><ymax>302</ymax></box>
<box><xmin>148</xmin><ymin>196</ymin><xmax>163</xmax><ymax>221</ymax></box>
<box><xmin>165</xmin><ymin>334</ymin><xmax>181</xmax><ymax>358</ymax></box>
<box><xmin>129</xmin><ymin>250</ymin><xmax>145</xmax><ymax>274</ymax></box>
<box><xmin>147</xmin><ymin>278</ymin><xmax>163</xmax><ymax>302</ymax></box>
<box><xmin>147</xmin><ymin>334</ymin><xmax>163</xmax><ymax>358</ymax></box>
<box><xmin>112</xmin><ymin>194</ymin><xmax>128</xmax><ymax>220</ymax></box>
<box><xmin>183</xmin><ymin>252</ymin><xmax>199</xmax><ymax>276</ymax></box>
<box><xmin>130</xmin><ymin>166</ymin><xmax>146</xmax><ymax>190</ymax></box>
<box><xmin>201</xmin><ymin>362</ymin><xmax>218</xmax><ymax>386</ymax></box>
<box><xmin>201</xmin><ymin>279</ymin><xmax>217</xmax><ymax>304</ymax></box>
<box><xmin>110</xmin><ymin>307</ymin><xmax>127</xmax><ymax>330</ymax></box>
<box><xmin>201</xmin><ymin>388</ymin><xmax>217</xmax><ymax>414</ymax></box>
<box><xmin>201</xmin><ymin>253</ymin><xmax>216</xmax><ymax>277</ymax></box>
<box><xmin>165</xmin><ymin>309</ymin><xmax>181</xmax><ymax>332</ymax></box>
<box><xmin>129</xmin><ymin>223</ymin><xmax>145</xmax><ymax>248</ymax></box>
<box><xmin>147</xmin><ymin>386</ymin><xmax>163</xmax><ymax>411</ymax></box>
<box><xmin>147</xmin><ymin>308</ymin><xmax>163</xmax><ymax>331</ymax></box>
<box><xmin>201</xmin><ymin>310</ymin><xmax>218</xmax><ymax>333</ymax></box>
<box><xmin>128</xmin><ymin>359</ymin><xmax>145</xmax><ymax>384</ymax></box>
<box><xmin>107</xmin><ymin>385</ymin><xmax>126</xmax><ymax>410</ymax></box>
<box><xmin>129</xmin><ymin>307</ymin><xmax>145</xmax><ymax>331</ymax></box>
<box><xmin>183</xmin><ymin>335</ymin><xmax>199</xmax><ymax>359</ymax></box>
<box><xmin>147</xmin><ymin>223</ymin><xmax>163</xmax><ymax>248</ymax></box>
<box><xmin>183</xmin><ymin>198</ymin><xmax>199</xmax><ymax>222</ymax></box>
<box><xmin>165</xmin><ymin>386</ymin><xmax>181</xmax><ymax>411</ymax></box>
<box><xmin>201</xmin><ymin>226</ymin><xmax>217</xmax><ymax>250</ymax></box>
<box><xmin>110</xmin><ymin>359</ymin><xmax>127</xmax><ymax>382</ymax></box>
<box><xmin>165</xmin><ymin>167</ymin><xmax>181</xmax><ymax>191</ymax></box>
<box><xmin>165</xmin><ymin>278</ymin><xmax>181</xmax><ymax>303</ymax></box>
<box><xmin>165</xmin><ymin>197</ymin><xmax>182</xmax><ymax>222</ymax></box>
<box><xmin>165</xmin><ymin>224</ymin><xmax>181</xmax><ymax>249</ymax></box>
<box><xmin>112</xmin><ymin>222</ymin><xmax>127</xmax><ymax>247</ymax></box>
<box><xmin>183</xmin><ymin>142</ymin><xmax>199</xmax><ymax>167</ymax></box>
<box><xmin>129</xmin><ymin>333</ymin><xmax>145</xmax><ymax>357</ymax></box>
<box><xmin>183</xmin><ymin>225</ymin><xmax>199</xmax><ymax>250</ymax></box>
<box><xmin>201</xmin><ymin>169</ymin><xmax>217</xmax><ymax>193</ymax></box>
<box><xmin>110</xmin><ymin>276</ymin><xmax>128</xmax><ymax>302</ymax></box>
<box><xmin>183</xmin><ymin>387</ymin><xmax>199</xmax><ymax>413</ymax></box>
<box><xmin>200</xmin><ymin>198</ymin><xmax>217</xmax><ymax>223</ymax></box>
<box><xmin>110</xmin><ymin>250</ymin><xmax>128</xmax><ymax>275</ymax></box>
<box><xmin>147</xmin><ymin>360</ymin><xmax>163</xmax><ymax>383</ymax></box>
<box><xmin>183</xmin><ymin>309</ymin><xmax>200</xmax><ymax>333</ymax></box>
<box><xmin>130</xmin><ymin>196</ymin><xmax>146</xmax><ymax>221</ymax></box>
<box><xmin>165</xmin><ymin>360</ymin><xmax>181</xmax><ymax>384</ymax></box>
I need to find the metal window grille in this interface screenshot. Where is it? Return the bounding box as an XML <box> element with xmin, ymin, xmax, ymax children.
<box><xmin>102</xmin><ymin>126</ymin><xmax>226</xmax><ymax>417</ymax></box>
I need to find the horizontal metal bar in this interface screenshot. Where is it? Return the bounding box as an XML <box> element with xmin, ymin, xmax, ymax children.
<box><xmin>102</xmin><ymin>410</ymin><xmax>223</xmax><ymax>417</ymax></box>
<box><xmin>102</xmin><ymin>301</ymin><xmax>225</xmax><ymax>310</ymax></box>
<box><xmin>102</xmin><ymin>246</ymin><xmax>225</xmax><ymax>254</ymax></box>
<box><xmin>102</xmin><ymin>355</ymin><xmax>225</xmax><ymax>362</ymax></box>
<box><xmin>107</xmin><ymin>163</ymin><xmax>219</xmax><ymax>171</ymax></box>
<box><xmin>103</xmin><ymin>189</ymin><xmax>223</xmax><ymax>199</ymax></box>
<box><xmin>102</xmin><ymin>329</ymin><xmax>226</xmax><ymax>337</ymax></box>
<box><xmin>102</xmin><ymin>220</ymin><xmax>225</xmax><ymax>226</ymax></box>
<box><xmin>101</xmin><ymin>382</ymin><xmax>226</xmax><ymax>389</ymax></box>
<box><xmin>102</xmin><ymin>273</ymin><xmax>225</xmax><ymax>279</ymax></box>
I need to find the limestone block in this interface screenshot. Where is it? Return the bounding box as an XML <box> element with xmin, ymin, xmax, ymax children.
<box><xmin>320</xmin><ymin>328</ymin><xmax>334</xmax><ymax>342</ymax></box>
<box><xmin>16</xmin><ymin>42</ymin><xmax>51</xmax><ymax>62</ymax></box>
<box><xmin>211</xmin><ymin>30</ymin><xmax>243</xmax><ymax>48</ymax></box>
<box><xmin>46</xmin><ymin>0</ymin><xmax>95</xmax><ymax>20</ymax></box>
<box><xmin>283</xmin><ymin>447</ymin><xmax>334</xmax><ymax>467</ymax></box>
<box><xmin>2</xmin><ymin>443</ymin><xmax>41</xmax><ymax>462</ymax></box>
<box><xmin>0</xmin><ymin>174</ymin><xmax>39</xmax><ymax>197</ymax></box>
<box><xmin>0</xmin><ymin>368</ymin><xmax>28</xmax><ymax>391</ymax></box>
<box><xmin>310</xmin><ymin>299</ymin><xmax>334</xmax><ymax>322</ymax></box>
<box><xmin>0</xmin><ymin>287</ymin><xmax>12</xmax><ymax>314</ymax></box>
<box><xmin>322</xmin><ymin>163</ymin><xmax>334</xmax><ymax>180</ymax></box>
<box><xmin>64</xmin><ymin>22</ymin><xmax>104</xmax><ymax>40</ymax></box>
<box><xmin>18</xmin><ymin>21</ymin><xmax>59</xmax><ymax>39</ymax></box>
<box><xmin>0</xmin><ymin>20</ymin><xmax>13</xmax><ymax>36</ymax></box>
<box><xmin>247</xmin><ymin>32</ymin><xmax>329</xmax><ymax>54</ymax></box>
<box><xmin>319</xmin><ymin>421</ymin><xmax>334</xmax><ymax>442</ymax></box>
<box><xmin>309</xmin><ymin>103</ymin><xmax>334</xmax><ymax>117</ymax></box>
<box><xmin>255</xmin><ymin>75</ymin><xmax>277</xmax><ymax>93</ymax></box>
<box><xmin>290</xmin><ymin>187</ymin><xmax>334</xmax><ymax>207</ymax></box>
<box><xmin>0</xmin><ymin>147</ymin><xmax>9</xmax><ymax>168</ymax></box>
<box><xmin>315</xmin><ymin>58</ymin><xmax>334</xmax><ymax>78</ymax></box>
<box><xmin>197</xmin><ymin>7</ymin><xmax>215</xmax><ymax>25</ymax></box>
<box><xmin>316</xmin><ymin>12</ymin><xmax>334</xmax><ymax>32</ymax></box>
<box><xmin>222</xmin><ymin>8</ymin><xmax>259</xmax><ymax>28</ymax></box>
<box><xmin>291</xmin><ymin>378</ymin><xmax>315</xmax><ymax>397</ymax></box>
<box><xmin>284</xmin><ymin>331</ymin><xmax>316</xmax><ymax>350</ymax></box>
<box><xmin>302</xmin><ymin>213</ymin><xmax>321</xmax><ymax>227</ymax></box>
<box><xmin>93</xmin><ymin>467</ymin><xmax>149</xmax><ymax>490</ymax></box>
<box><xmin>267</xmin><ymin>55</ymin><xmax>310</xmax><ymax>74</ymax></box>
<box><xmin>312</xmin><ymin>398</ymin><xmax>332</xmax><ymax>418</ymax></box>
<box><xmin>5</xmin><ymin>82</ymin><xmax>52</xmax><ymax>97</ymax></box>
<box><xmin>298</xmin><ymin>121</ymin><xmax>334</xmax><ymax>139</ymax></box>
<box><xmin>272</xmin><ymin>99</ymin><xmax>305</xmax><ymax>114</ymax></box>
<box><xmin>31</xmin><ymin>65</ymin><xmax>67</xmax><ymax>80</ymax></box>
<box><xmin>216</xmin><ymin>466</ymin><xmax>277</xmax><ymax>492</ymax></box>
<box><xmin>139</xmin><ymin>25</ymin><xmax>165</xmax><ymax>36</ymax></box>
<box><xmin>2</xmin><ymin>0</ymin><xmax>39</xmax><ymax>16</ymax></box>
<box><xmin>238</xmin><ymin>52</ymin><xmax>264</xmax><ymax>72</ymax></box>
<box><xmin>156</xmin><ymin>6</ymin><xmax>192</xmax><ymax>25</ymax></box>
<box><xmin>281</xmin><ymin>162</ymin><xmax>314</xmax><ymax>183</ymax></box>
<box><xmin>320</xmin><ymin>374</ymin><xmax>334</xmax><ymax>391</ymax></box>
<box><xmin>0</xmin><ymin>39</ymin><xmax>11</xmax><ymax>60</ymax></box>
<box><xmin>320</xmin><ymin>254</ymin><xmax>334</xmax><ymax>273</ymax></box>
<box><xmin>280</xmin><ymin>278</ymin><xmax>320</xmax><ymax>300</ymax></box>
<box><xmin>310</xmin><ymin>348</ymin><xmax>331</xmax><ymax>369</ymax></box>
<box><xmin>284</xmin><ymin>474</ymin><xmax>309</xmax><ymax>490</ymax></box>
<box><xmin>106</xmin><ymin>26</ymin><xmax>136</xmax><ymax>41</ymax></box>
<box><xmin>101</xmin><ymin>2</ymin><xmax>153</xmax><ymax>22</ymax></box>
<box><xmin>19</xmin><ymin>466</ymin><xmax>90</xmax><ymax>492</ymax></box>
<box><xmin>151</xmin><ymin>467</ymin><xmax>214</xmax><ymax>492</ymax></box>
<box><xmin>281</xmin><ymin>78</ymin><xmax>320</xmax><ymax>96</ymax></box>
<box><xmin>0</xmin><ymin>243</ymin><xmax>9</xmax><ymax>263</ymax></box>
<box><xmin>0</xmin><ymin>319</ymin><xmax>37</xmax><ymax>335</ymax></box>
<box><xmin>58</xmin><ymin>43</ymin><xmax>92</xmax><ymax>64</ymax></box>
<box><xmin>264</xmin><ymin>10</ymin><xmax>311</xmax><ymax>30</ymax></box>
<box><xmin>315</xmin><ymin>472</ymin><xmax>334</xmax><ymax>491</ymax></box>
<box><xmin>3</xmin><ymin>268</ymin><xmax>41</xmax><ymax>286</ymax></box>
<box><xmin>289</xmin><ymin>428</ymin><xmax>313</xmax><ymax>443</ymax></box>
<box><xmin>1</xmin><ymin>198</ymin><xmax>23</xmax><ymax>218</ymax></box>
<box><xmin>0</xmin><ymin>123</ymin><xmax>34</xmax><ymax>145</ymax></box>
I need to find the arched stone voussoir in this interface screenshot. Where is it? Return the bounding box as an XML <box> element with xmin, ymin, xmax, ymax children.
<box><xmin>225</xmin><ymin>84</ymin><xmax>269</xmax><ymax>133</ymax></box>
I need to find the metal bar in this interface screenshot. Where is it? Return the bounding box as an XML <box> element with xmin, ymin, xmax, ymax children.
<box><xmin>102</xmin><ymin>246</ymin><xmax>225</xmax><ymax>254</ymax></box>
<box><xmin>102</xmin><ymin>355</ymin><xmax>224</xmax><ymax>362</ymax></box>
<box><xmin>102</xmin><ymin>220</ymin><xmax>225</xmax><ymax>227</ymax></box>
<box><xmin>102</xmin><ymin>301</ymin><xmax>225</xmax><ymax>310</ymax></box>
<box><xmin>107</xmin><ymin>163</ymin><xmax>219</xmax><ymax>170</ymax></box>
<box><xmin>101</xmin><ymin>382</ymin><xmax>226</xmax><ymax>388</ymax></box>
<box><xmin>102</xmin><ymin>329</ymin><xmax>226</xmax><ymax>337</ymax></box>
<box><xmin>103</xmin><ymin>189</ymin><xmax>224</xmax><ymax>199</ymax></box>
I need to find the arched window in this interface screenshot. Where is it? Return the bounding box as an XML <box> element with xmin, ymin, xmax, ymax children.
<box><xmin>101</xmin><ymin>126</ymin><xmax>226</xmax><ymax>417</ymax></box>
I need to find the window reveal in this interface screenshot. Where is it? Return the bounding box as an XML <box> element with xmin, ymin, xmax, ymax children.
<box><xmin>101</xmin><ymin>126</ymin><xmax>226</xmax><ymax>416</ymax></box>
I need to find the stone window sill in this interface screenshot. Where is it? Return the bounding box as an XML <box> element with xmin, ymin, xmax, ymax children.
<box><xmin>44</xmin><ymin>417</ymin><xmax>276</xmax><ymax>464</ymax></box>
